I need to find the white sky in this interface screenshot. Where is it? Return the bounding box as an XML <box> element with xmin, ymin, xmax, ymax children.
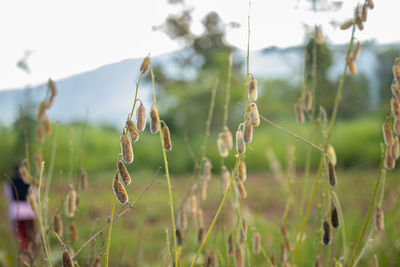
<box><xmin>0</xmin><ymin>0</ymin><xmax>398</xmax><ymax>91</ymax></box>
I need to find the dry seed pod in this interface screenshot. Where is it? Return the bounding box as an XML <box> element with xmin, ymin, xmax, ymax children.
<box><xmin>37</xmin><ymin>102</ymin><xmax>46</xmax><ymax>120</ymax></box>
<box><xmin>352</xmin><ymin>41</ymin><xmax>362</xmax><ymax>61</ymax></box>
<box><xmin>366</xmin><ymin>0</ymin><xmax>374</xmax><ymax>9</ymax></box>
<box><xmin>340</xmin><ymin>19</ymin><xmax>355</xmax><ymax>30</ymax></box>
<box><xmin>295</xmin><ymin>103</ymin><xmax>305</xmax><ymax>123</ymax></box>
<box><xmin>248</xmin><ymin>75</ymin><xmax>258</xmax><ymax>101</ymax></box>
<box><xmin>43</xmin><ymin>116</ymin><xmax>51</xmax><ymax>136</ymax></box>
<box><xmin>347</xmin><ymin>56</ymin><xmax>357</xmax><ymax>75</ymax></box>
<box><xmin>200</xmin><ymin>179</ymin><xmax>208</xmax><ymax>200</ymax></box>
<box><xmin>361</xmin><ymin>4</ymin><xmax>368</xmax><ymax>22</ymax></box>
<box><xmin>136</xmin><ymin>102</ymin><xmax>147</xmax><ymax>132</ymax></box>
<box><xmin>252</xmin><ymin>231</ymin><xmax>261</xmax><ymax>255</ymax></box>
<box><xmin>248</xmin><ymin>102</ymin><xmax>260</xmax><ymax>127</ymax></box>
<box><xmin>120</xmin><ymin>131</ymin><xmax>133</xmax><ymax>164</ymax></box>
<box><xmin>235</xmin><ymin>178</ymin><xmax>247</xmax><ymax>199</ymax></box>
<box><xmin>112</xmin><ymin>172</ymin><xmax>129</xmax><ymax>204</ymax></box>
<box><xmin>48</xmin><ymin>78</ymin><xmax>57</xmax><ymax>96</ymax></box>
<box><xmin>198</xmin><ymin>227</ymin><xmax>204</xmax><ymax>244</ymax></box>
<box><xmin>328</xmin><ymin>160</ymin><xmax>337</xmax><ymax>186</ymax></box>
<box><xmin>62</xmin><ymin>250</ymin><xmax>74</xmax><ymax>267</ymax></box>
<box><xmin>66</xmin><ymin>187</ymin><xmax>77</xmax><ymax>217</ymax></box>
<box><xmin>384</xmin><ymin>147</ymin><xmax>395</xmax><ymax>170</ymax></box>
<box><xmin>394</xmin><ymin>64</ymin><xmax>400</xmax><ymax>87</ymax></box>
<box><xmin>53</xmin><ymin>214</ymin><xmax>63</xmax><ymax>236</ymax></box>
<box><xmin>140</xmin><ymin>56</ymin><xmax>150</xmax><ymax>74</ymax></box>
<box><xmin>331</xmin><ymin>201</ymin><xmax>340</xmax><ymax>229</ymax></box>
<box><xmin>391</xmin><ymin>136</ymin><xmax>399</xmax><ymax>160</ymax></box>
<box><xmin>126</xmin><ymin>119</ymin><xmax>139</xmax><ymax>142</ymax></box>
<box><xmin>217</xmin><ymin>133</ymin><xmax>229</xmax><ymax>157</ymax></box>
<box><xmin>176</xmin><ymin>228</ymin><xmax>183</xmax><ymax>246</ymax></box>
<box><xmin>280</xmin><ymin>243</ymin><xmax>287</xmax><ymax>263</ymax></box>
<box><xmin>314</xmin><ymin>260</ymin><xmax>322</xmax><ymax>267</ymax></box>
<box><xmin>327</xmin><ymin>145</ymin><xmax>337</xmax><ymax>166</ymax></box>
<box><xmin>150</xmin><ymin>106</ymin><xmax>160</xmax><ymax>134</ymax></box>
<box><xmin>117</xmin><ymin>160</ymin><xmax>131</xmax><ymax>186</ymax></box>
<box><xmin>70</xmin><ymin>222</ymin><xmax>78</xmax><ymax>242</ymax></box>
<box><xmin>19</xmin><ymin>164</ymin><xmax>31</xmax><ymax>184</ymax></box>
<box><xmin>222</xmin><ymin>166</ymin><xmax>231</xmax><ymax>193</ymax></box>
<box><xmin>46</xmin><ymin>94</ymin><xmax>55</xmax><ymax>109</ymax></box>
<box><xmin>236</xmin><ymin>127</ymin><xmax>246</xmax><ymax>154</ymax></box>
<box><xmin>203</xmin><ymin>159</ymin><xmax>212</xmax><ymax>181</ymax></box>
<box><xmin>27</xmin><ymin>190</ymin><xmax>38</xmax><ymax>217</ymax></box>
<box><xmin>322</xmin><ymin>218</ymin><xmax>331</xmax><ymax>245</ymax></box>
<box><xmin>80</xmin><ymin>168</ymin><xmax>88</xmax><ymax>190</ymax></box>
<box><xmin>178</xmin><ymin>202</ymin><xmax>188</xmax><ymax>230</ymax></box>
<box><xmin>197</xmin><ymin>208</ymin><xmax>204</xmax><ymax>229</ymax></box>
<box><xmin>227</xmin><ymin>233</ymin><xmax>234</xmax><ymax>258</ymax></box>
<box><xmin>391</xmin><ymin>97</ymin><xmax>400</xmax><ymax>119</ymax></box>
<box><xmin>243</xmin><ymin>116</ymin><xmax>253</xmax><ymax>144</ymax></box>
<box><xmin>391</xmin><ymin>83</ymin><xmax>400</xmax><ymax>102</ymax></box>
<box><xmin>238</xmin><ymin>158</ymin><xmax>247</xmax><ymax>182</ymax></box>
<box><xmin>207</xmin><ymin>249</ymin><xmax>218</xmax><ymax>267</ymax></box>
<box><xmin>37</xmin><ymin>126</ymin><xmax>44</xmax><ymax>144</ymax></box>
<box><xmin>394</xmin><ymin>117</ymin><xmax>400</xmax><ymax>135</ymax></box>
<box><xmin>162</xmin><ymin>123</ymin><xmax>172</xmax><ymax>151</ymax></box>
<box><xmin>34</xmin><ymin>152</ymin><xmax>43</xmax><ymax>174</ymax></box>
<box><xmin>375</xmin><ymin>206</ymin><xmax>384</xmax><ymax>231</ymax></box>
<box><xmin>239</xmin><ymin>220</ymin><xmax>247</xmax><ymax>244</ymax></box>
<box><xmin>303</xmin><ymin>90</ymin><xmax>312</xmax><ymax>111</ymax></box>
<box><xmin>383</xmin><ymin>121</ymin><xmax>395</xmax><ymax>146</ymax></box>
<box><xmin>234</xmin><ymin>246</ymin><xmax>244</xmax><ymax>267</ymax></box>
<box><xmin>223</xmin><ymin>127</ymin><xmax>233</xmax><ymax>150</ymax></box>
<box><xmin>189</xmin><ymin>194</ymin><xmax>198</xmax><ymax>218</ymax></box>
<box><xmin>270</xmin><ymin>253</ymin><xmax>276</xmax><ymax>267</ymax></box>
<box><xmin>356</xmin><ymin>18</ymin><xmax>364</xmax><ymax>31</ymax></box>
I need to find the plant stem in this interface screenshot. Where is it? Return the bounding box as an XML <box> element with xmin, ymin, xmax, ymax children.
<box><xmin>244</xmin><ymin>0</ymin><xmax>251</xmax><ymax>119</ymax></box>
<box><xmin>129</xmin><ymin>73</ymin><xmax>143</xmax><ymax>120</ymax></box>
<box><xmin>105</xmin><ymin>195</ymin><xmax>116</xmax><ymax>267</ymax></box>
<box><xmin>223</xmin><ymin>53</ymin><xmax>233</xmax><ymax>130</ymax></box>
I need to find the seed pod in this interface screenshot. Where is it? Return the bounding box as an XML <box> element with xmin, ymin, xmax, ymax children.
<box><xmin>394</xmin><ymin>117</ymin><xmax>400</xmax><ymax>135</ymax></box>
<box><xmin>248</xmin><ymin>102</ymin><xmax>260</xmax><ymax>127</ymax></box>
<box><xmin>314</xmin><ymin>260</ymin><xmax>322</xmax><ymax>267</ymax></box>
<box><xmin>227</xmin><ymin>233</ymin><xmax>234</xmax><ymax>258</ymax></box>
<box><xmin>200</xmin><ymin>179</ymin><xmax>208</xmax><ymax>200</ymax></box>
<box><xmin>347</xmin><ymin>56</ymin><xmax>357</xmax><ymax>75</ymax></box>
<box><xmin>280</xmin><ymin>243</ymin><xmax>287</xmax><ymax>263</ymax></box>
<box><xmin>203</xmin><ymin>159</ymin><xmax>212</xmax><ymax>181</ymax></box>
<box><xmin>248</xmin><ymin>76</ymin><xmax>258</xmax><ymax>101</ymax></box>
<box><xmin>189</xmin><ymin>194</ymin><xmax>197</xmax><ymax>218</ymax></box>
<box><xmin>361</xmin><ymin>4</ymin><xmax>368</xmax><ymax>22</ymax></box>
<box><xmin>37</xmin><ymin>102</ymin><xmax>46</xmax><ymax>120</ymax></box>
<box><xmin>328</xmin><ymin>160</ymin><xmax>337</xmax><ymax>186</ymax></box>
<box><xmin>238</xmin><ymin>159</ymin><xmax>247</xmax><ymax>182</ymax></box>
<box><xmin>327</xmin><ymin>145</ymin><xmax>337</xmax><ymax>166</ymax></box>
<box><xmin>238</xmin><ymin>220</ymin><xmax>247</xmax><ymax>244</ymax></box>
<box><xmin>295</xmin><ymin>103</ymin><xmax>305</xmax><ymax>124</ymax></box>
<box><xmin>53</xmin><ymin>214</ymin><xmax>63</xmax><ymax>236</ymax></box>
<box><xmin>391</xmin><ymin>136</ymin><xmax>399</xmax><ymax>160</ymax></box>
<box><xmin>80</xmin><ymin>168</ymin><xmax>88</xmax><ymax>190</ymax></box>
<box><xmin>93</xmin><ymin>254</ymin><xmax>101</xmax><ymax>267</ymax></box>
<box><xmin>140</xmin><ymin>56</ymin><xmax>150</xmax><ymax>74</ymax></box>
<box><xmin>19</xmin><ymin>164</ymin><xmax>31</xmax><ymax>184</ymax></box>
<box><xmin>356</xmin><ymin>18</ymin><xmax>364</xmax><ymax>31</ymax></box>
<box><xmin>135</xmin><ymin>102</ymin><xmax>146</xmax><ymax>132</ymax></box>
<box><xmin>236</xmin><ymin>128</ymin><xmax>246</xmax><ymax>154</ymax></box>
<box><xmin>43</xmin><ymin>116</ymin><xmax>51</xmax><ymax>136</ymax></box>
<box><xmin>62</xmin><ymin>250</ymin><xmax>74</xmax><ymax>267</ymax></box>
<box><xmin>126</xmin><ymin>119</ymin><xmax>139</xmax><ymax>142</ymax></box>
<box><xmin>383</xmin><ymin>121</ymin><xmax>395</xmax><ymax>146</ymax></box>
<box><xmin>33</xmin><ymin>153</ymin><xmax>42</xmax><ymax>174</ymax></box>
<box><xmin>243</xmin><ymin>116</ymin><xmax>253</xmax><ymax>144</ymax></box>
<box><xmin>48</xmin><ymin>78</ymin><xmax>57</xmax><ymax>96</ymax></box>
<box><xmin>66</xmin><ymin>187</ymin><xmax>77</xmax><ymax>217</ymax></box>
<box><xmin>252</xmin><ymin>231</ymin><xmax>261</xmax><ymax>255</ymax></box>
<box><xmin>375</xmin><ymin>206</ymin><xmax>384</xmax><ymax>231</ymax></box>
<box><xmin>117</xmin><ymin>160</ymin><xmax>131</xmax><ymax>186</ymax></box>
<box><xmin>176</xmin><ymin>228</ymin><xmax>183</xmax><ymax>246</ymax></box>
<box><xmin>217</xmin><ymin>133</ymin><xmax>229</xmax><ymax>157</ymax></box>
<box><xmin>340</xmin><ymin>19</ymin><xmax>355</xmax><ymax>30</ymax></box>
<box><xmin>234</xmin><ymin>246</ymin><xmax>244</xmax><ymax>267</ymax></box>
<box><xmin>385</xmin><ymin>147</ymin><xmax>395</xmax><ymax>170</ymax></box>
<box><xmin>112</xmin><ymin>172</ymin><xmax>129</xmax><ymax>204</ymax></box>
<box><xmin>366</xmin><ymin>0</ymin><xmax>374</xmax><ymax>9</ymax></box>
<box><xmin>162</xmin><ymin>123</ymin><xmax>172</xmax><ymax>151</ymax></box>
<box><xmin>235</xmin><ymin>178</ymin><xmax>247</xmax><ymax>199</ymax></box>
<box><xmin>394</xmin><ymin>64</ymin><xmax>400</xmax><ymax>87</ymax></box>
<box><xmin>315</xmin><ymin>27</ymin><xmax>324</xmax><ymax>44</ymax></box>
<box><xmin>198</xmin><ymin>227</ymin><xmax>204</xmax><ymax>244</ymax></box>
<box><xmin>178</xmin><ymin>202</ymin><xmax>188</xmax><ymax>230</ymax></box>
<box><xmin>391</xmin><ymin>97</ymin><xmax>400</xmax><ymax>119</ymax></box>
<box><xmin>270</xmin><ymin>253</ymin><xmax>276</xmax><ymax>267</ymax></box>
<box><xmin>120</xmin><ymin>131</ymin><xmax>133</xmax><ymax>164</ymax></box>
<box><xmin>331</xmin><ymin>201</ymin><xmax>340</xmax><ymax>229</ymax></box>
<box><xmin>197</xmin><ymin>208</ymin><xmax>204</xmax><ymax>229</ymax></box>
<box><xmin>322</xmin><ymin>218</ymin><xmax>331</xmax><ymax>245</ymax></box>
<box><xmin>391</xmin><ymin>83</ymin><xmax>400</xmax><ymax>102</ymax></box>
<box><xmin>221</xmin><ymin>166</ymin><xmax>231</xmax><ymax>193</ymax></box>
<box><xmin>46</xmin><ymin>95</ymin><xmax>55</xmax><ymax>109</ymax></box>
<box><xmin>150</xmin><ymin>106</ymin><xmax>160</xmax><ymax>134</ymax></box>
<box><xmin>27</xmin><ymin>189</ymin><xmax>38</xmax><ymax>216</ymax></box>
<box><xmin>70</xmin><ymin>222</ymin><xmax>78</xmax><ymax>242</ymax></box>
<box><xmin>303</xmin><ymin>90</ymin><xmax>312</xmax><ymax>111</ymax></box>
<box><xmin>352</xmin><ymin>41</ymin><xmax>362</xmax><ymax>61</ymax></box>
<box><xmin>37</xmin><ymin>126</ymin><xmax>44</xmax><ymax>144</ymax></box>
<box><xmin>207</xmin><ymin>249</ymin><xmax>218</xmax><ymax>267</ymax></box>
<box><xmin>223</xmin><ymin>127</ymin><xmax>233</xmax><ymax>150</ymax></box>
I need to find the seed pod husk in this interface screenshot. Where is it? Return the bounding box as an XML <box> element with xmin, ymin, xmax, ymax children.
<box><xmin>126</xmin><ymin>119</ymin><xmax>139</xmax><ymax>142</ymax></box>
<box><xmin>383</xmin><ymin>121</ymin><xmax>395</xmax><ymax>146</ymax></box>
<box><xmin>112</xmin><ymin>172</ymin><xmax>129</xmax><ymax>204</ymax></box>
<box><xmin>248</xmin><ymin>76</ymin><xmax>258</xmax><ymax>101</ymax></box>
<box><xmin>150</xmin><ymin>106</ymin><xmax>160</xmax><ymax>134</ymax></box>
<box><xmin>117</xmin><ymin>160</ymin><xmax>131</xmax><ymax>186</ymax></box>
<box><xmin>37</xmin><ymin>102</ymin><xmax>46</xmax><ymax>120</ymax></box>
<box><xmin>136</xmin><ymin>102</ymin><xmax>146</xmax><ymax>132</ymax></box>
<box><xmin>394</xmin><ymin>64</ymin><xmax>400</xmax><ymax>87</ymax></box>
<box><xmin>356</xmin><ymin>18</ymin><xmax>364</xmax><ymax>31</ymax></box>
<box><xmin>140</xmin><ymin>56</ymin><xmax>150</xmax><ymax>74</ymax></box>
<box><xmin>70</xmin><ymin>222</ymin><xmax>78</xmax><ymax>242</ymax></box>
<box><xmin>227</xmin><ymin>233</ymin><xmax>234</xmax><ymax>258</ymax></box>
<box><xmin>37</xmin><ymin>126</ymin><xmax>44</xmax><ymax>144</ymax></box>
<box><xmin>34</xmin><ymin>152</ymin><xmax>42</xmax><ymax>174</ymax></box>
<box><xmin>361</xmin><ymin>4</ymin><xmax>368</xmax><ymax>22</ymax></box>
<box><xmin>177</xmin><ymin>202</ymin><xmax>188</xmax><ymax>230</ymax></box>
<box><xmin>340</xmin><ymin>19</ymin><xmax>355</xmax><ymax>30</ymax></box>
<box><xmin>19</xmin><ymin>164</ymin><xmax>31</xmax><ymax>184</ymax></box>
<box><xmin>207</xmin><ymin>249</ymin><xmax>218</xmax><ymax>267</ymax></box>
<box><xmin>198</xmin><ymin>227</ymin><xmax>204</xmax><ymax>244</ymax></box>
<box><xmin>391</xmin><ymin>97</ymin><xmax>400</xmax><ymax>119</ymax></box>
<box><xmin>80</xmin><ymin>168</ymin><xmax>88</xmax><ymax>190</ymax></box>
<box><xmin>243</xmin><ymin>116</ymin><xmax>253</xmax><ymax>144</ymax></box>
<box><xmin>248</xmin><ymin>102</ymin><xmax>260</xmax><ymax>127</ymax></box>
<box><xmin>280</xmin><ymin>243</ymin><xmax>287</xmax><ymax>263</ymax></box>
<box><xmin>322</xmin><ymin>218</ymin><xmax>331</xmax><ymax>245</ymax></box>
<box><xmin>238</xmin><ymin>220</ymin><xmax>247</xmax><ymax>244</ymax></box>
<box><xmin>234</xmin><ymin>246</ymin><xmax>244</xmax><ymax>267</ymax></box>
<box><xmin>176</xmin><ymin>228</ymin><xmax>183</xmax><ymax>246</ymax></box>
<box><xmin>46</xmin><ymin>95</ymin><xmax>55</xmax><ymax>109</ymax></box>
<box><xmin>238</xmin><ymin>159</ymin><xmax>246</xmax><ymax>182</ymax></box>
<box><xmin>252</xmin><ymin>231</ymin><xmax>261</xmax><ymax>255</ymax></box>
<box><xmin>236</xmin><ymin>128</ymin><xmax>246</xmax><ymax>154</ymax></box>
<box><xmin>375</xmin><ymin>206</ymin><xmax>384</xmax><ymax>231</ymax></box>
<box><xmin>197</xmin><ymin>208</ymin><xmax>204</xmax><ymax>229</ymax></box>
<box><xmin>391</xmin><ymin>136</ymin><xmax>399</xmax><ymax>160</ymax></box>
<box><xmin>327</xmin><ymin>145</ymin><xmax>337</xmax><ymax>166</ymax></box>
<box><xmin>203</xmin><ymin>159</ymin><xmax>212</xmax><ymax>181</ymax></box>
<box><xmin>189</xmin><ymin>194</ymin><xmax>197</xmax><ymax>218</ymax></box>
<box><xmin>366</xmin><ymin>0</ymin><xmax>374</xmax><ymax>9</ymax></box>
<box><xmin>120</xmin><ymin>132</ymin><xmax>133</xmax><ymax>164</ymax></box>
<box><xmin>235</xmin><ymin>178</ymin><xmax>247</xmax><ymax>199</ymax></box>
<box><xmin>394</xmin><ymin>117</ymin><xmax>400</xmax><ymax>135</ymax></box>
<box><xmin>48</xmin><ymin>78</ymin><xmax>57</xmax><ymax>96</ymax></box>
<box><xmin>222</xmin><ymin>166</ymin><xmax>231</xmax><ymax>193</ymax></box>
<box><xmin>303</xmin><ymin>90</ymin><xmax>312</xmax><ymax>111</ymax></box>
<box><xmin>162</xmin><ymin>124</ymin><xmax>172</xmax><ymax>151</ymax></box>
<box><xmin>43</xmin><ymin>116</ymin><xmax>51</xmax><ymax>136</ymax></box>
<box><xmin>352</xmin><ymin>41</ymin><xmax>362</xmax><ymax>61</ymax></box>
<box><xmin>53</xmin><ymin>214</ymin><xmax>63</xmax><ymax>236</ymax></box>
<box><xmin>331</xmin><ymin>201</ymin><xmax>340</xmax><ymax>229</ymax></box>
<box><xmin>62</xmin><ymin>250</ymin><xmax>74</xmax><ymax>267</ymax></box>
<box><xmin>385</xmin><ymin>147</ymin><xmax>395</xmax><ymax>170</ymax></box>
<box><xmin>223</xmin><ymin>127</ymin><xmax>233</xmax><ymax>150</ymax></box>
<box><xmin>391</xmin><ymin>83</ymin><xmax>400</xmax><ymax>102</ymax></box>
<box><xmin>217</xmin><ymin>133</ymin><xmax>229</xmax><ymax>157</ymax></box>
<box><xmin>295</xmin><ymin>103</ymin><xmax>305</xmax><ymax>124</ymax></box>
<box><xmin>347</xmin><ymin>56</ymin><xmax>357</xmax><ymax>75</ymax></box>
<box><xmin>328</xmin><ymin>160</ymin><xmax>337</xmax><ymax>186</ymax></box>
<box><xmin>27</xmin><ymin>190</ymin><xmax>39</xmax><ymax>216</ymax></box>
<box><xmin>200</xmin><ymin>179</ymin><xmax>208</xmax><ymax>200</ymax></box>
<box><xmin>67</xmin><ymin>187</ymin><xmax>77</xmax><ymax>217</ymax></box>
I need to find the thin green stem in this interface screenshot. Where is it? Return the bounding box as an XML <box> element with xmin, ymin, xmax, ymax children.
<box><xmin>105</xmin><ymin>196</ymin><xmax>116</xmax><ymax>267</ymax></box>
<box><xmin>244</xmin><ymin>0</ymin><xmax>251</xmax><ymax>119</ymax></box>
<box><xmin>165</xmin><ymin>228</ymin><xmax>172</xmax><ymax>267</ymax></box>
<box><xmin>223</xmin><ymin>53</ymin><xmax>233</xmax><ymax>129</ymax></box>
<box><xmin>260</xmin><ymin>246</ymin><xmax>273</xmax><ymax>266</ymax></box>
<box><xmin>129</xmin><ymin>73</ymin><xmax>143</xmax><ymax>120</ymax></box>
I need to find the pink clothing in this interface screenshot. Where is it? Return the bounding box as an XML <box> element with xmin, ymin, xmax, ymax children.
<box><xmin>4</xmin><ymin>184</ymin><xmax>36</xmax><ymax>221</ymax></box>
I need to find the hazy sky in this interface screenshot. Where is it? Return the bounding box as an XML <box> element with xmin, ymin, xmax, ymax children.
<box><xmin>0</xmin><ymin>0</ymin><xmax>398</xmax><ymax>91</ymax></box>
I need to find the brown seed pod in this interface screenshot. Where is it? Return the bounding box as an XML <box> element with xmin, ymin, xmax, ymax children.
<box><xmin>200</xmin><ymin>179</ymin><xmax>208</xmax><ymax>200</ymax></box>
<box><xmin>238</xmin><ymin>158</ymin><xmax>247</xmax><ymax>182</ymax></box>
<box><xmin>227</xmin><ymin>233</ymin><xmax>234</xmax><ymax>258</ymax></box>
<box><xmin>126</xmin><ymin>119</ymin><xmax>139</xmax><ymax>142</ymax></box>
<box><xmin>322</xmin><ymin>218</ymin><xmax>331</xmax><ymax>245</ymax></box>
<box><xmin>234</xmin><ymin>246</ymin><xmax>244</xmax><ymax>267</ymax></box>
<box><xmin>394</xmin><ymin>64</ymin><xmax>400</xmax><ymax>87</ymax></box>
<box><xmin>236</xmin><ymin>127</ymin><xmax>246</xmax><ymax>154</ymax></box>
<box><xmin>217</xmin><ymin>133</ymin><xmax>229</xmax><ymax>157</ymax></box>
<box><xmin>19</xmin><ymin>164</ymin><xmax>31</xmax><ymax>184</ymax></box>
<box><xmin>243</xmin><ymin>116</ymin><xmax>253</xmax><ymax>144</ymax></box>
<box><xmin>37</xmin><ymin>126</ymin><xmax>44</xmax><ymax>144</ymax></box>
<box><xmin>43</xmin><ymin>116</ymin><xmax>51</xmax><ymax>136</ymax></box>
<box><xmin>356</xmin><ymin>18</ymin><xmax>364</xmax><ymax>31</ymax></box>
<box><xmin>48</xmin><ymin>78</ymin><xmax>57</xmax><ymax>96</ymax></box>
<box><xmin>70</xmin><ymin>222</ymin><xmax>78</xmax><ymax>242</ymax></box>
<box><xmin>391</xmin><ymin>136</ymin><xmax>399</xmax><ymax>160</ymax></box>
<box><xmin>162</xmin><ymin>123</ymin><xmax>172</xmax><ymax>151</ymax></box>
<box><xmin>328</xmin><ymin>160</ymin><xmax>337</xmax><ymax>186</ymax></box>
<box><xmin>252</xmin><ymin>231</ymin><xmax>261</xmax><ymax>255</ymax></box>
<box><xmin>27</xmin><ymin>189</ymin><xmax>38</xmax><ymax>217</ymax></box>
<box><xmin>352</xmin><ymin>41</ymin><xmax>362</xmax><ymax>61</ymax></box>
<box><xmin>117</xmin><ymin>160</ymin><xmax>131</xmax><ymax>186</ymax></box>
<box><xmin>177</xmin><ymin>202</ymin><xmax>188</xmax><ymax>230</ymax></box>
<box><xmin>62</xmin><ymin>250</ymin><xmax>74</xmax><ymax>267</ymax></box>
<box><xmin>37</xmin><ymin>102</ymin><xmax>46</xmax><ymax>120</ymax></box>
<box><xmin>112</xmin><ymin>172</ymin><xmax>129</xmax><ymax>204</ymax></box>
<box><xmin>80</xmin><ymin>168</ymin><xmax>88</xmax><ymax>190</ymax></box>
<box><xmin>248</xmin><ymin>76</ymin><xmax>258</xmax><ymax>101</ymax></box>
<box><xmin>384</xmin><ymin>147</ymin><xmax>395</xmax><ymax>170</ymax></box>
<box><xmin>197</xmin><ymin>208</ymin><xmax>204</xmax><ymax>229</ymax></box>
<box><xmin>303</xmin><ymin>90</ymin><xmax>312</xmax><ymax>111</ymax></box>
<box><xmin>375</xmin><ymin>206</ymin><xmax>384</xmax><ymax>231</ymax></box>
<box><xmin>53</xmin><ymin>214</ymin><xmax>63</xmax><ymax>236</ymax></box>
<box><xmin>361</xmin><ymin>4</ymin><xmax>368</xmax><ymax>22</ymax></box>
<box><xmin>295</xmin><ymin>103</ymin><xmax>305</xmax><ymax>124</ymax></box>
<box><xmin>66</xmin><ymin>187</ymin><xmax>77</xmax><ymax>217</ymax></box>
<box><xmin>203</xmin><ymin>159</ymin><xmax>212</xmax><ymax>181</ymax></box>
<box><xmin>46</xmin><ymin>94</ymin><xmax>55</xmax><ymax>109</ymax></box>
<box><xmin>366</xmin><ymin>0</ymin><xmax>374</xmax><ymax>9</ymax></box>
<box><xmin>222</xmin><ymin>166</ymin><xmax>231</xmax><ymax>193</ymax></box>
<box><xmin>331</xmin><ymin>201</ymin><xmax>340</xmax><ymax>229</ymax></box>
<box><xmin>347</xmin><ymin>56</ymin><xmax>357</xmax><ymax>75</ymax></box>
<box><xmin>207</xmin><ymin>249</ymin><xmax>218</xmax><ymax>267</ymax></box>
<box><xmin>198</xmin><ymin>227</ymin><xmax>204</xmax><ymax>244</ymax></box>
<box><xmin>223</xmin><ymin>127</ymin><xmax>233</xmax><ymax>150</ymax></box>
<box><xmin>394</xmin><ymin>117</ymin><xmax>400</xmax><ymax>135</ymax></box>
<box><xmin>391</xmin><ymin>83</ymin><xmax>400</xmax><ymax>102</ymax></box>
<box><xmin>140</xmin><ymin>56</ymin><xmax>150</xmax><ymax>74</ymax></box>
<box><xmin>136</xmin><ymin>102</ymin><xmax>146</xmax><ymax>132</ymax></box>
<box><xmin>383</xmin><ymin>121</ymin><xmax>395</xmax><ymax>146</ymax></box>
<box><xmin>280</xmin><ymin>243</ymin><xmax>287</xmax><ymax>263</ymax></box>
<box><xmin>176</xmin><ymin>228</ymin><xmax>183</xmax><ymax>246</ymax></box>
<box><xmin>34</xmin><ymin>152</ymin><xmax>43</xmax><ymax>174</ymax></box>
<box><xmin>235</xmin><ymin>178</ymin><xmax>247</xmax><ymax>199</ymax></box>
<box><xmin>150</xmin><ymin>106</ymin><xmax>160</xmax><ymax>134</ymax></box>
<box><xmin>391</xmin><ymin>97</ymin><xmax>400</xmax><ymax>119</ymax></box>
<box><xmin>189</xmin><ymin>194</ymin><xmax>198</xmax><ymax>218</ymax></box>
<box><xmin>238</xmin><ymin>220</ymin><xmax>247</xmax><ymax>244</ymax></box>
<box><xmin>314</xmin><ymin>260</ymin><xmax>322</xmax><ymax>267</ymax></box>
<box><xmin>248</xmin><ymin>102</ymin><xmax>260</xmax><ymax>127</ymax></box>
<box><xmin>340</xmin><ymin>19</ymin><xmax>355</xmax><ymax>30</ymax></box>
<box><xmin>270</xmin><ymin>253</ymin><xmax>276</xmax><ymax>267</ymax></box>
<box><xmin>120</xmin><ymin>131</ymin><xmax>133</xmax><ymax>164</ymax></box>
